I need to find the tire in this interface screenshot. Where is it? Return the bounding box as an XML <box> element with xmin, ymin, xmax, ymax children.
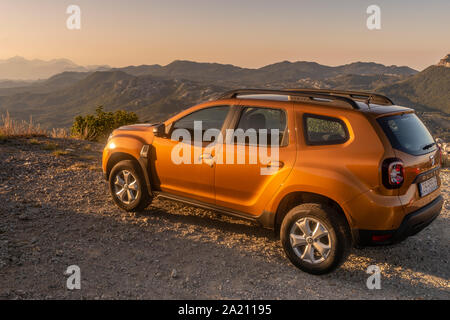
<box><xmin>280</xmin><ymin>203</ymin><xmax>351</xmax><ymax>275</ymax></box>
<box><xmin>109</xmin><ymin>160</ymin><xmax>152</xmax><ymax>212</ymax></box>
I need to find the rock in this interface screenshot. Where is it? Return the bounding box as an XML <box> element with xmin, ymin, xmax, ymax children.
<box><xmin>18</xmin><ymin>214</ymin><xmax>30</xmax><ymax>221</ymax></box>
<box><xmin>437</xmin><ymin>54</ymin><xmax>450</xmax><ymax>67</ymax></box>
<box><xmin>27</xmin><ymin>208</ymin><xmax>40</xmax><ymax>215</ymax></box>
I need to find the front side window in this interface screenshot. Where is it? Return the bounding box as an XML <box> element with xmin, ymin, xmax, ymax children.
<box><xmin>172</xmin><ymin>106</ymin><xmax>230</xmax><ymax>142</ymax></box>
<box><xmin>303</xmin><ymin>114</ymin><xmax>348</xmax><ymax>145</ymax></box>
<box><xmin>233</xmin><ymin>107</ymin><xmax>287</xmax><ymax>146</ymax></box>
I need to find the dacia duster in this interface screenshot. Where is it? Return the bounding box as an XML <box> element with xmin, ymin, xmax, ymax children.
<box><xmin>102</xmin><ymin>89</ymin><xmax>443</xmax><ymax>274</ymax></box>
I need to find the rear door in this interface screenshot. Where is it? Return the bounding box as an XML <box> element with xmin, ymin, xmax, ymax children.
<box><xmin>377</xmin><ymin>112</ymin><xmax>441</xmax><ymax>214</ymax></box>
<box><xmin>214</xmin><ymin>102</ymin><xmax>297</xmax><ymax>216</ymax></box>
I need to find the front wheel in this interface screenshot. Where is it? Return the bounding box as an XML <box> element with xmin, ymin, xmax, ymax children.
<box><xmin>280</xmin><ymin>203</ymin><xmax>351</xmax><ymax>275</ymax></box>
<box><xmin>109</xmin><ymin>160</ymin><xmax>152</xmax><ymax>212</ymax></box>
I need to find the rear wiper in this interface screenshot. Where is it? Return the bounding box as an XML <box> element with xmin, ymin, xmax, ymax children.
<box><xmin>422</xmin><ymin>142</ymin><xmax>436</xmax><ymax>150</ymax></box>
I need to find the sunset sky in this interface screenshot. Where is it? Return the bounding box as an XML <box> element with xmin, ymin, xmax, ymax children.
<box><xmin>0</xmin><ymin>0</ymin><xmax>449</xmax><ymax>70</ymax></box>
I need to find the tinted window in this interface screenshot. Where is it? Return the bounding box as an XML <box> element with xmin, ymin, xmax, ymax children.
<box><xmin>304</xmin><ymin>114</ymin><xmax>348</xmax><ymax>145</ymax></box>
<box><xmin>377</xmin><ymin>113</ymin><xmax>436</xmax><ymax>156</ymax></box>
<box><xmin>234</xmin><ymin>107</ymin><xmax>287</xmax><ymax>146</ymax></box>
<box><xmin>172</xmin><ymin>106</ymin><xmax>230</xmax><ymax>141</ymax></box>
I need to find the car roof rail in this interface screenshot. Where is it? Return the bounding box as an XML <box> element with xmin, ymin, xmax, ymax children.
<box><xmin>285</xmin><ymin>88</ymin><xmax>394</xmax><ymax>106</ymax></box>
<box><xmin>220</xmin><ymin>89</ymin><xmax>361</xmax><ymax>110</ymax></box>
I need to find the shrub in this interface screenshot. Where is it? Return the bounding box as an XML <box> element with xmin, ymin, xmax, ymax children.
<box><xmin>71</xmin><ymin>106</ymin><xmax>139</xmax><ymax>141</ymax></box>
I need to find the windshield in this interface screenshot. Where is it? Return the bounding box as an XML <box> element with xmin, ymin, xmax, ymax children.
<box><xmin>377</xmin><ymin>113</ymin><xmax>437</xmax><ymax>156</ymax></box>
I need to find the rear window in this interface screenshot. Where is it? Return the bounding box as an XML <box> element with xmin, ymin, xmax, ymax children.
<box><xmin>377</xmin><ymin>113</ymin><xmax>436</xmax><ymax>156</ymax></box>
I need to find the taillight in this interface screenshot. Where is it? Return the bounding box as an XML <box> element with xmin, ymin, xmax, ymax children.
<box><xmin>382</xmin><ymin>158</ymin><xmax>405</xmax><ymax>189</ymax></box>
<box><xmin>389</xmin><ymin>161</ymin><xmax>404</xmax><ymax>185</ymax></box>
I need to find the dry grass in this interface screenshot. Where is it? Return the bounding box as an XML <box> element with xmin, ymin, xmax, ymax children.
<box><xmin>41</xmin><ymin>142</ymin><xmax>59</xmax><ymax>151</ymax></box>
<box><xmin>28</xmin><ymin>138</ymin><xmax>42</xmax><ymax>145</ymax></box>
<box><xmin>88</xmin><ymin>164</ymin><xmax>102</xmax><ymax>172</ymax></box>
<box><xmin>50</xmin><ymin>128</ymin><xmax>70</xmax><ymax>139</ymax></box>
<box><xmin>52</xmin><ymin>150</ymin><xmax>70</xmax><ymax>157</ymax></box>
<box><xmin>0</xmin><ymin>112</ymin><xmax>47</xmax><ymax>138</ymax></box>
<box><xmin>72</xmin><ymin>126</ymin><xmax>97</xmax><ymax>141</ymax></box>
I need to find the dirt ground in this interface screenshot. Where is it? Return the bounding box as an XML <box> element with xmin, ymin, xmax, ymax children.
<box><xmin>0</xmin><ymin>137</ymin><xmax>448</xmax><ymax>299</ymax></box>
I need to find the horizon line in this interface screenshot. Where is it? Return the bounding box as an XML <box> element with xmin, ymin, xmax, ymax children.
<box><xmin>0</xmin><ymin>55</ymin><xmax>427</xmax><ymax>72</ymax></box>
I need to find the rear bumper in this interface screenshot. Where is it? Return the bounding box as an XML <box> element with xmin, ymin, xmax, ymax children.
<box><xmin>353</xmin><ymin>195</ymin><xmax>443</xmax><ymax>246</ymax></box>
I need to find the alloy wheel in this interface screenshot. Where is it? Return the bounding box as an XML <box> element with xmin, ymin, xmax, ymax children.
<box><xmin>289</xmin><ymin>217</ymin><xmax>332</xmax><ymax>264</ymax></box>
<box><xmin>113</xmin><ymin>170</ymin><xmax>140</xmax><ymax>205</ymax></box>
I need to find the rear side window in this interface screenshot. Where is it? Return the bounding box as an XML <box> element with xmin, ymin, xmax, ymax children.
<box><xmin>377</xmin><ymin>113</ymin><xmax>436</xmax><ymax>156</ymax></box>
<box><xmin>303</xmin><ymin>114</ymin><xmax>349</xmax><ymax>145</ymax></box>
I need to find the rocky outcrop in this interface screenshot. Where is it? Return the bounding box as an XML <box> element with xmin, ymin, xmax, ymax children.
<box><xmin>437</xmin><ymin>54</ymin><xmax>450</xmax><ymax>67</ymax></box>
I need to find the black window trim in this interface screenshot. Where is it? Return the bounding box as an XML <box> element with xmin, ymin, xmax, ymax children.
<box><xmin>229</xmin><ymin>105</ymin><xmax>289</xmax><ymax>147</ymax></box>
<box><xmin>302</xmin><ymin>113</ymin><xmax>349</xmax><ymax>146</ymax></box>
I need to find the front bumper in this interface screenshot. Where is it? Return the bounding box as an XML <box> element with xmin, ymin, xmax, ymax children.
<box><xmin>353</xmin><ymin>195</ymin><xmax>443</xmax><ymax>246</ymax></box>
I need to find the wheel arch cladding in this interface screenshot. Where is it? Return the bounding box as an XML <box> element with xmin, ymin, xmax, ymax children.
<box><xmin>106</xmin><ymin>152</ymin><xmax>140</xmax><ymax>179</ymax></box>
<box><xmin>274</xmin><ymin>191</ymin><xmax>351</xmax><ymax>235</ymax></box>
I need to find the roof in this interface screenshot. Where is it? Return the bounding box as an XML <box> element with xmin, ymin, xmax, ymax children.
<box><xmin>219</xmin><ymin>88</ymin><xmax>411</xmax><ymax>114</ymax></box>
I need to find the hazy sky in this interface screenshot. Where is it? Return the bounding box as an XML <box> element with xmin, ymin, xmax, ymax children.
<box><xmin>0</xmin><ymin>0</ymin><xmax>449</xmax><ymax>70</ymax></box>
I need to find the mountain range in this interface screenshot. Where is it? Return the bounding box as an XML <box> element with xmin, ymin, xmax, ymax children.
<box><xmin>0</xmin><ymin>56</ymin><xmax>448</xmax><ymax>139</ymax></box>
<box><xmin>115</xmin><ymin>60</ymin><xmax>417</xmax><ymax>86</ymax></box>
<box><xmin>0</xmin><ymin>56</ymin><xmax>109</xmax><ymax>80</ymax></box>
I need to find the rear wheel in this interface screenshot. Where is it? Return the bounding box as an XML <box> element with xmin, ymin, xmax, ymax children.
<box><xmin>280</xmin><ymin>203</ymin><xmax>351</xmax><ymax>275</ymax></box>
<box><xmin>109</xmin><ymin>160</ymin><xmax>152</xmax><ymax>211</ymax></box>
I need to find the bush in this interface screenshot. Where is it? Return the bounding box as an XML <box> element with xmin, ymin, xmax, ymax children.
<box><xmin>71</xmin><ymin>106</ymin><xmax>139</xmax><ymax>141</ymax></box>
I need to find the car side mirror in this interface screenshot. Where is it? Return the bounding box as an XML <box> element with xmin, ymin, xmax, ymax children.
<box><xmin>153</xmin><ymin>123</ymin><xmax>166</xmax><ymax>138</ymax></box>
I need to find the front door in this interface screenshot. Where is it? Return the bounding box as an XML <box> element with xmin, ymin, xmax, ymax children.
<box><xmin>152</xmin><ymin>105</ymin><xmax>231</xmax><ymax>204</ymax></box>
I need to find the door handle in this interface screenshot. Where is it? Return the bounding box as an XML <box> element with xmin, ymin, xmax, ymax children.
<box><xmin>199</xmin><ymin>153</ymin><xmax>213</xmax><ymax>160</ymax></box>
<box><xmin>263</xmin><ymin>161</ymin><xmax>284</xmax><ymax>168</ymax></box>
<box><xmin>199</xmin><ymin>153</ymin><xmax>215</xmax><ymax>167</ymax></box>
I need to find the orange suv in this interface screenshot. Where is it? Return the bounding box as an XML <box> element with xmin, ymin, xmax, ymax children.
<box><xmin>102</xmin><ymin>89</ymin><xmax>443</xmax><ymax>274</ymax></box>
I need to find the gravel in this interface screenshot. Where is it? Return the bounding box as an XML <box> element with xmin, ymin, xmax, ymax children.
<box><xmin>0</xmin><ymin>137</ymin><xmax>448</xmax><ymax>299</ymax></box>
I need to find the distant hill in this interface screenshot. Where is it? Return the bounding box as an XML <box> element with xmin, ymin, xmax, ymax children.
<box><xmin>335</xmin><ymin>62</ymin><xmax>417</xmax><ymax>77</ymax></box>
<box><xmin>115</xmin><ymin>60</ymin><xmax>417</xmax><ymax>86</ymax></box>
<box><xmin>0</xmin><ymin>79</ymin><xmax>36</xmax><ymax>89</ymax></box>
<box><xmin>0</xmin><ymin>71</ymin><xmax>93</xmax><ymax>96</ymax></box>
<box><xmin>0</xmin><ymin>71</ymin><xmax>224</xmax><ymax>128</ymax></box>
<box><xmin>0</xmin><ymin>56</ymin><xmax>109</xmax><ymax>80</ymax></box>
<box><xmin>293</xmin><ymin>74</ymin><xmax>406</xmax><ymax>91</ymax></box>
<box><xmin>378</xmin><ymin>66</ymin><xmax>450</xmax><ymax>113</ymax></box>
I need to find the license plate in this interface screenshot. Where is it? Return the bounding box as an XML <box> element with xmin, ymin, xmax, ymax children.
<box><xmin>419</xmin><ymin>176</ymin><xmax>438</xmax><ymax>197</ymax></box>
